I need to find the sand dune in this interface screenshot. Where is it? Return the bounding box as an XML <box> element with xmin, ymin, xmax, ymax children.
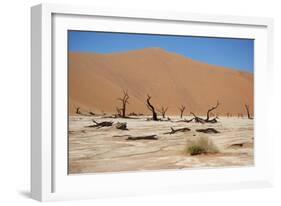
<box><xmin>69</xmin><ymin>48</ymin><xmax>253</xmax><ymax>116</ymax></box>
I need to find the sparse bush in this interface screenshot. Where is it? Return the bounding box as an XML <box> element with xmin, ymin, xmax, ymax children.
<box><xmin>187</xmin><ymin>145</ymin><xmax>206</xmax><ymax>155</ymax></box>
<box><xmin>185</xmin><ymin>137</ymin><xmax>219</xmax><ymax>155</ymax></box>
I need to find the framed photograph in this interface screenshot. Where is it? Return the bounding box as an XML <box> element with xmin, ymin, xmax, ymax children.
<box><xmin>31</xmin><ymin>3</ymin><xmax>274</xmax><ymax>201</ymax></box>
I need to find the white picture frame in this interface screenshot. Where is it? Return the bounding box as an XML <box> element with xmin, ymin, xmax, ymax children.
<box><xmin>31</xmin><ymin>3</ymin><xmax>274</xmax><ymax>202</ymax></box>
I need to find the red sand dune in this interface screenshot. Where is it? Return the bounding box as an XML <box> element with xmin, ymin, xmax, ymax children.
<box><xmin>68</xmin><ymin>48</ymin><xmax>253</xmax><ymax>116</ymax></box>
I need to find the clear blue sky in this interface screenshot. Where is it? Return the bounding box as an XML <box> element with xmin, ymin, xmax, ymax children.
<box><xmin>68</xmin><ymin>31</ymin><xmax>254</xmax><ymax>73</ymax></box>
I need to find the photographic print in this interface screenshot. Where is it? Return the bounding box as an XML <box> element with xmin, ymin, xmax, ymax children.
<box><xmin>68</xmin><ymin>31</ymin><xmax>254</xmax><ymax>174</ymax></box>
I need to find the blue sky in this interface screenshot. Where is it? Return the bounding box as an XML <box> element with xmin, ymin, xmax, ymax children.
<box><xmin>68</xmin><ymin>31</ymin><xmax>254</xmax><ymax>73</ymax></box>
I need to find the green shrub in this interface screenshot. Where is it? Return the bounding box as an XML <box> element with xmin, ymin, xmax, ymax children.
<box><xmin>185</xmin><ymin>137</ymin><xmax>219</xmax><ymax>155</ymax></box>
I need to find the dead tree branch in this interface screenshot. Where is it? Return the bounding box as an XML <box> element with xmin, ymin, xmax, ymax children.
<box><xmin>196</xmin><ymin>128</ymin><xmax>220</xmax><ymax>133</ymax></box>
<box><xmin>163</xmin><ymin>127</ymin><xmax>191</xmax><ymax>135</ymax></box>
<box><xmin>207</xmin><ymin>116</ymin><xmax>219</xmax><ymax>123</ymax></box>
<box><xmin>86</xmin><ymin>119</ymin><xmax>113</xmax><ymax>128</ymax></box>
<box><xmin>190</xmin><ymin>112</ymin><xmax>206</xmax><ymax>123</ymax></box>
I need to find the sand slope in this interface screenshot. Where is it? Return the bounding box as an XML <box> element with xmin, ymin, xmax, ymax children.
<box><xmin>69</xmin><ymin>48</ymin><xmax>253</xmax><ymax>116</ymax></box>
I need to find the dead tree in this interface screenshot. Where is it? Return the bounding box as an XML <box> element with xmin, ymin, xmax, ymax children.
<box><xmin>245</xmin><ymin>104</ymin><xmax>253</xmax><ymax>119</ymax></box>
<box><xmin>190</xmin><ymin>101</ymin><xmax>220</xmax><ymax>123</ymax></box>
<box><xmin>206</xmin><ymin>101</ymin><xmax>220</xmax><ymax>121</ymax></box>
<box><xmin>117</xmin><ymin>90</ymin><xmax>130</xmax><ymax>118</ymax></box>
<box><xmin>146</xmin><ymin>94</ymin><xmax>158</xmax><ymax>121</ymax></box>
<box><xmin>179</xmin><ymin>105</ymin><xmax>186</xmax><ymax>118</ymax></box>
<box><xmin>157</xmin><ymin>106</ymin><xmax>168</xmax><ymax>118</ymax></box>
<box><xmin>75</xmin><ymin>107</ymin><xmax>81</xmax><ymax>114</ymax></box>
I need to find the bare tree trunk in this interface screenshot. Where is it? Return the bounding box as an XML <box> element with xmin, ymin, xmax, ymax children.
<box><xmin>245</xmin><ymin>104</ymin><xmax>253</xmax><ymax>119</ymax></box>
<box><xmin>122</xmin><ymin>103</ymin><xmax>126</xmax><ymax>117</ymax></box>
<box><xmin>76</xmin><ymin>107</ymin><xmax>81</xmax><ymax>114</ymax></box>
<box><xmin>146</xmin><ymin>94</ymin><xmax>158</xmax><ymax>121</ymax></box>
<box><xmin>179</xmin><ymin>105</ymin><xmax>186</xmax><ymax>118</ymax></box>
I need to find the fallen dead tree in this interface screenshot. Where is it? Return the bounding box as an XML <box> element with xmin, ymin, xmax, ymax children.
<box><xmin>196</xmin><ymin>128</ymin><xmax>219</xmax><ymax>134</ymax></box>
<box><xmin>158</xmin><ymin>118</ymin><xmax>173</xmax><ymax>122</ymax></box>
<box><xmin>126</xmin><ymin>134</ymin><xmax>158</xmax><ymax>140</ymax></box>
<box><xmin>164</xmin><ymin>127</ymin><xmax>191</xmax><ymax>135</ymax></box>
<box><xmin>190</xmin><ymin>112</ymin><xmax>207</xmax><ymax>123</ymax></box>
<box><xmin>113</xmin><ymin>134</ymin><xmax>131</xmax><ymax>138</ymax></box>
<box><xmin>175</xmin><ymin>118</ymin><xmax>194</xmax><ymax>123</ymax></box>
<box><xmin>86</xmin><ymin>119</ymin><xmax>113</xmax><ymax>128</ymax></box>
<box><xmin>190</xmin><ymin>101</ymin><xmax>220</xmax><ymax>123</ymax></box>
<box><xmin>229</xmin><ymin>142</ymin><xmax>252</xmax><ymax>148</ymax></box>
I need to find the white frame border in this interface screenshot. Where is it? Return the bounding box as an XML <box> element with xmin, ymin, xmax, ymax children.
<box><xmin>31</xmin><ymin>3</ymin><xmax>274</xmax><ymax>202</ymax></box>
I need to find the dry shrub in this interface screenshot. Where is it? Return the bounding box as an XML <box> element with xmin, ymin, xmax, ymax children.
<box><xmin>185</xmin><ymin>136</ymin><xmax>219</xmax><ymax>155</ymax></box>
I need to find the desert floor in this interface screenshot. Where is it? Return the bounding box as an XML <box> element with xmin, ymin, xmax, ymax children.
<box><xmin>68</xmin><ymin>115</ymin><xmax>254</xmax><ymax>174</ymax></box>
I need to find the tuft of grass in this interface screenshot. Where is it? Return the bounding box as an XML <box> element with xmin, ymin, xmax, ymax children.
<box><xmin>185</xmin><ymin>136</ymin><xmax>219</xmax><ymax>155</ymax></box>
